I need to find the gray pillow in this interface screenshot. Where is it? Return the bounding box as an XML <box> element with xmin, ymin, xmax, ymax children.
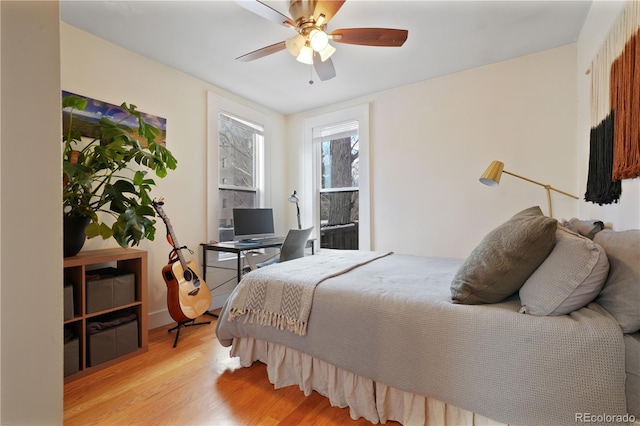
<box><xmin>559</xmin><ymin>218</ymin><xmax>604</xmax><ymax>239</ymax></box>
<box><xmin>519</xmin><ymin>226</ymin><xmax>609</xmax><ymax>316</ymax></box>
<box><xmin>594</xmin><ymin>229</ymin><xmax>640</xmax><ymax>333</ymax></box>
<box><xmin>451</xmin><ymin>206</ymin><xmax>557</xmax><ymax>304</ymax></box>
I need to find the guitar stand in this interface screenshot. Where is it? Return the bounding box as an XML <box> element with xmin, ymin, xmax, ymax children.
<box><xmin>168</xmin><ymin>318</ymin><xmax>211</xmax><ymax>348</ymax></box>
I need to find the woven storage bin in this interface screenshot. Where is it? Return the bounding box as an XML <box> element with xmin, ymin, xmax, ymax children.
<box><xmin>64</xmin><ymin>338</ymin><xmax>79</xmax><ymax>377</ymax></box>
<box><xmin>88</xmin><ymin>319</ymin><xmax>138</xmax><ymax>366</ymax></box>
<box><xmin>86</xmin><ymin>267</ymin><xmax>135</xmax><ymax>314</ymax></box>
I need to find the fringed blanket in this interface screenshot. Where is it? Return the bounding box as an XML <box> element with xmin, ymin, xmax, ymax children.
<box><xmin>228</xmin><ymin>250</ymin><xmax>392</xmax><ymax>336</ymax></box>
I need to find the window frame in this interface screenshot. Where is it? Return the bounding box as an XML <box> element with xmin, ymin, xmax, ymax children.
<box><xmin>207</xmin><ymin>92</ymin><xmax>271</xmax><ymax>243</ymax></box>
<box><xmin>218</xmin><ymin>111</ymin><xmax>263</xmax><ymax>194</ymax></box>
<box><xmin>304</xmin><ymin>104</ymin><xmax>370</xmax><ymax>250</ymax></box>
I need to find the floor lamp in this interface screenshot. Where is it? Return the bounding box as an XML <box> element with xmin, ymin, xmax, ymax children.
<box><xmin>288</xmin><ymin>190</ymin><xmax>301</xmax><ymax>229</ymax></box>
<box><xmin>479</xmin><ymin>160</ymin><xmax>579</xmax><ymax>217</ymax></box>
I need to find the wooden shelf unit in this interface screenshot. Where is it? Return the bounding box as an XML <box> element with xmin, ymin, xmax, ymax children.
<box><xmin>63</xmin><ymin>248</ymin><xmax>148</xmax><ymax>383</ymax></box>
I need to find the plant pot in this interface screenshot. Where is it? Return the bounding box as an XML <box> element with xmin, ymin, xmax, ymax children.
<box><xmin>64</xmin><ymin>216</ymin><xmax>90</xmax><ymax>257</ymax></box>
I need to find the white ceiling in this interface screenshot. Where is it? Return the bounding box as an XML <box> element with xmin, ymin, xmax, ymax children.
<box><xmin>60</xmin><ymin>0</ymin><xmax>592</xmax><ymax>116</ymax></box>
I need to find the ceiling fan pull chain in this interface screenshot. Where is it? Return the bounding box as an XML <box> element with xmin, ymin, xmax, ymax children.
<box><xmin>309</xmin><ymin>64</ymin><xmax>314</xmax><ymax>85</ymax></box>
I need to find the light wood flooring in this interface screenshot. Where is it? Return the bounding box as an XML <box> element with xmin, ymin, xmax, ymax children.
<box><xmin>64</xmin><ymin>312</ymin><xmax>389</xmax><ymax>425</ymax></box>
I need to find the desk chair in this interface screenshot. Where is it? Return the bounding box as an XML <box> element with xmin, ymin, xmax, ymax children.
<box><xmin>245</xmin><ymin>227</ymin><xmax>313</xmax><ymax>271</ymax></box>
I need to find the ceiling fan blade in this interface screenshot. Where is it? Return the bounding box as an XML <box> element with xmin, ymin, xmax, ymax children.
<box><xmin>236</xmin><ymin>41</ymin><xmax>287</xmax><ymax>62</ymax></box>
<box><xmin>235</xmin><ymin>0</ymin><xmax>296</xmax><ymax>28</ymax></box>
<box><xmin>313</xmin><ymin>0</ymin><xmax>346</xmax><ymax>25</ymax></box>
<box><xmin>330</xmin><ymin>28</ymin><xmax>408</xmax><ymax>47</ymax></box>
<box><xmin>313</xmin><ymin>53</ymin><xmax>336</xmax><ymax>81</ymax></box>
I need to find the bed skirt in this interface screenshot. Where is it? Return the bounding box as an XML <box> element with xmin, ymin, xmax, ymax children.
<box><xmin>230</xmin><ymin>337</ymin><xmax>508</xmax><ymax>425</ymax></box>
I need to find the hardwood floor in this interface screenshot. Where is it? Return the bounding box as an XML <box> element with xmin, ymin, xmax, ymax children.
<box><xmin>64</xmin><ymin>312</ymin><xmax>386</xmax><ymax>425</ymax></box>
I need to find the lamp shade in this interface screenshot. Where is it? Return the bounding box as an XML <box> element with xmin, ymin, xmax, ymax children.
<box><xmin>296</xmin><ymin>44</ymin><xmax>314</xmax><ymax>65</ymax></box>
<box><xmin>318</xmin><ymin>43</ymin><xmax>336</xmax><ymax>62</ymax></box>
<box><xmin>479</xmin><ymin>160</ymin><xmax>505</xmax><ymax>187</ymax></box>
<box><xmin>309</xmin><ymin>29</ymin><xmax>329</xmax><ymax>51</ymax></box>
<box><xmin>478</xmin><ymin>160</ymin><xmax>578</xmax><ymax>218</ymax></box>
<box><xmin>285</xmin><ymin>34</ymin><xmax>305</xmax><ymax>57</ymax></box>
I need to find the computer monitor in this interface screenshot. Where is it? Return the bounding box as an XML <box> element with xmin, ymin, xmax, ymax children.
<box><xmin>232</xmin><ymin>208</ymin><xmax>275</xmax><ymax>241</ymax></box>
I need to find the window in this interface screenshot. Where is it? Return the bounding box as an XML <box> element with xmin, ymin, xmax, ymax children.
<box><xmin>315</xmin><ymin>121</ymin><xmax>360</xmax><ymax>249</ymax></box>
<box><xmin>304</xmin><ymin>104</ymin><xmax>370</xmax><ymax>250</ymax></box>
<box><xmin>217</xmin><ymin>112</ymin><xmax>264</xmax><ymax>242</ymax></box>
<box><xmin>207</xmin><ymin>92</ymin><xmax>272</xmax><ymax>306</ymax></box>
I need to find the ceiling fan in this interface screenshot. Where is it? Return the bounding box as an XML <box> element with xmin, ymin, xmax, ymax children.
<box><xmin>235</xmin><ymin>0</ymin><xmax>409</xmax><ymax>81</ymax></box>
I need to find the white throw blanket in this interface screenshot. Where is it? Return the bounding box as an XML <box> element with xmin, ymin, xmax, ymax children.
<box><xmin>228</xmin><ymin>250</ymin><xmax>392</xmax><ymax>336</ymax></box>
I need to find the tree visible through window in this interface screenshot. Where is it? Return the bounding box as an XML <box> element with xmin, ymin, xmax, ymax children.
<box><xmin>316</xmin><ymin>121</ymin><xmax>359</xmax><ymax>249</ymax></box>
<box><xmin>218</xmin><ymin>112</ymin><xmax>263</xmax><ymax>242</ymax></box>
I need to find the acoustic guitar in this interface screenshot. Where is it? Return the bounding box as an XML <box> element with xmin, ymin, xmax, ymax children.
<box><xmin>152</xmin><ymin>199</ymin><xmax>211</xmax><ymax>323</ymax></box>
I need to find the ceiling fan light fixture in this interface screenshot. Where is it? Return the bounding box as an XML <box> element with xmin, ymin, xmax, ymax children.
<box><xmin>318</xmin><ymin>43</ymin><xmax>336</xmax><ymax>61</ymax></box>
<box><xmin>285</xmin><ymin>33</ymin><xmax>305</xmax><ymax>57</ymax></box>
<box><xmin>236</xmin><ymin>0</ymin><xmax>410</xmax><ymax>81</ymax></box>
<box><xmin>296</xmin><ymin>43</ymin><xmax>314</xmax><ymax>65</ymax></box>
<box><xmin>309</xmin><ymin>29</ymin><xmax>329</xmax><ymax>51</ymax></box>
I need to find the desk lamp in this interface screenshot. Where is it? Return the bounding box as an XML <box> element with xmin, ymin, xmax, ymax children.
<box><xmin>289</xmin><ymin>190</ymin><xmax>301</xmax><ymax>229</ymax></box>
<box><xmin>479</xmin><ymin>160</ymin><xmax>578</xmax><ymax>217</ymax></box>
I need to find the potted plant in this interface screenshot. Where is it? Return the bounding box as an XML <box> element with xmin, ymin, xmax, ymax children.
<box><xmin>62</xmin><ymin>94</ymin><xmax>177</xmax><ymax>256</ymax></box>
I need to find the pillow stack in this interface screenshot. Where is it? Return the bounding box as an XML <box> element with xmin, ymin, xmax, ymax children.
<box><xmin>451</xmin><ymin>206</ymin><xmax>557</xmax><ymax>305</ymax></box>
<box><xmin>519</xmin><ymin>226</ymin><xmax>609</xmax><ymax>316</ymax></box>
<box><xmin>451</xmin><ymin>207</ymin><xmax>640</xmax><ymax>321</ymax></box>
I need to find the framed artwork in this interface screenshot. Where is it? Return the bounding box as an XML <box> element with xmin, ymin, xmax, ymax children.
<box><xmin>62</xmin><ymin>90</ymin><xmax>167</xmax><ymax>146</ymax></box>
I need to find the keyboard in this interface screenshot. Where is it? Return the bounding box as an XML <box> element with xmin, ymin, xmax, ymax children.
<box><xmin>257</xmin><ymin>237</ymin><xmax>284</xmax><ymax>244</ymax></box>
<box><xmin>235</xmin><ymin>237</ymin><xmax>284</xmax><ymax>246</ymax></box>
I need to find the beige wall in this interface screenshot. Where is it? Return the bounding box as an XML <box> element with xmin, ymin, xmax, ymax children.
<box><xmin>61</xmin><ymin>20</ymin><xmax>583</xmax><ymax>321</ymax></box>
<box><xmin>60</xmin><ymin>23</ymin><xmax>287</xmax><ymax>326</ymax></box>
<box><xmin>60</xmin><ymin>2</ymin><xmax>640</xmax><ymax>327</ymax></box>
<box><xmin>288</xmin><ymin>45</ymin><xmax>579</xmax><ymax>258</ymax></box>
<box><xmin>1</xmin><ymin>1</ymin><xmax>63</xmax><ymax>424</ymax></box>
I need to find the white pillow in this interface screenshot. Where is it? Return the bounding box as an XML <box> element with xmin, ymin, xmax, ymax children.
<box><xmin>519</xmin><ymin>226</ymin><xmax>609</xmax><ymax>316</ymax></box>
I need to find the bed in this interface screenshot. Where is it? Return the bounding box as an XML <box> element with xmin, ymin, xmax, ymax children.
<box><xmin>215</xmin><ymin>207</ymin><xmax>640</xmax><ymax>425</ymax></box>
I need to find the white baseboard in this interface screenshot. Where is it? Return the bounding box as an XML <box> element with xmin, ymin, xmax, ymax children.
<box><xmin>147</xmin><ymin>293</ymin><xmax>230</xmax><ymax>330</ymax></box>
<box><xmin>148</xmin><ymin>256</ymin><xmax>239</xmax><ymax>330</ymax></box>
<box><xmin>212</xmin><ymin>290</ymin><xmax>232</xmax><ymax>311</ymax></box>
<box><xmin>148</xmin><ymin>308</ymin><xmax>174</xmax><ymax>330</ymax></box>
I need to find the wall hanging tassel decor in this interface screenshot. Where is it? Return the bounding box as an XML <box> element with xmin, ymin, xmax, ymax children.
<box><xmin>585</xmin><ymin>1</ymin><xmax>640</xmax><ymax>204</ymax></box>
<box><xmin>585</xmin><ymin>113</ymin><xmax>622</xmax><ymax>204</ymax></box>
<box><xmin>612</xmin><ymin>27</ymin><xmax>640</xmax><ymax>180</ymax></box>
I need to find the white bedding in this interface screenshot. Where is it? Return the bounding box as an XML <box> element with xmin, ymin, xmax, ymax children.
<box><xmin>216</xmin><ymin>252</ymin><xmax>628</xmax><ymax>425</ymax></box>
<box><xmin>231</xmin><ymin>336</ymin><xmax>507</xmax><ymax>425</ymax></box>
